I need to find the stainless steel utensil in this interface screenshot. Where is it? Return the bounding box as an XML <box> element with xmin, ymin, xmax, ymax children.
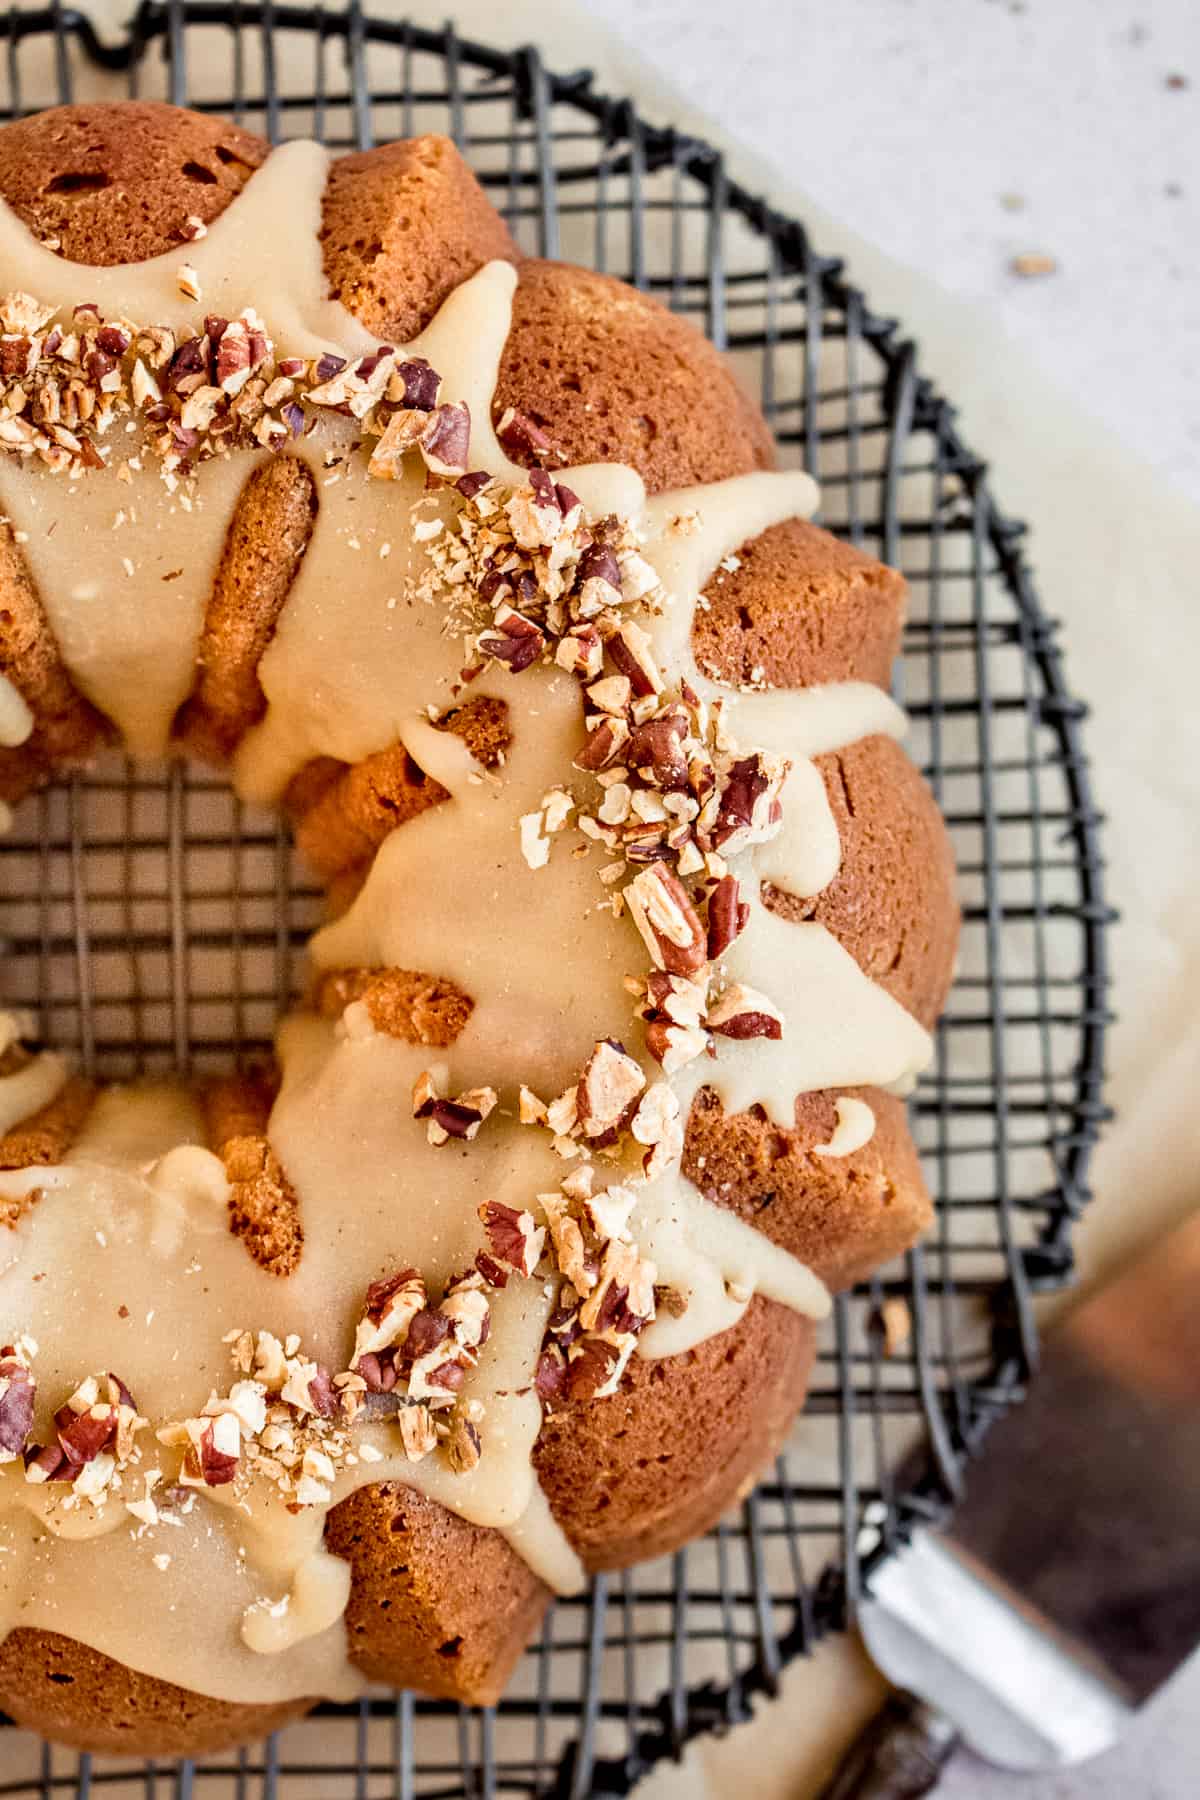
<box><xmin>822</xmin><ymin>1209</ymin><xmax>1200</xmax><ymax>1794</ymax></box>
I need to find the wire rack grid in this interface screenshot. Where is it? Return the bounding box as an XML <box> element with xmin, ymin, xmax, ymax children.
<box><xmin>0</xmin><ymin>4</ymin><xmax>1113</xmax><ymax>1796</ymax></box>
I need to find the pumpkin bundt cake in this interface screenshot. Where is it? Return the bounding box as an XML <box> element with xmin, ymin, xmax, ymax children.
<box><xmin>0</xmin><ymin>103</ymin><xmax>957</xmax><ymax>1754</ymax></box>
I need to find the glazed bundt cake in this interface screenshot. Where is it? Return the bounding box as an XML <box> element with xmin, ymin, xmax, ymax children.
<box><xmin>0</xmin><ymin>103</ymin><xmax>958</xmax><ymax>1753</ymax></box>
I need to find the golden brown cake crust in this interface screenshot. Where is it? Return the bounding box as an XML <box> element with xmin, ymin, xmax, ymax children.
<box><xmin>176</xmin><ymin>455</ymin><xmax>317</xmax><ymax>763</ymax></box>
<box><xmin>0</xmin><ymin>1074</ymin><xmax>95</xmax><ymax>1177</ymax></box>
<box><xmin>0</xmin><ymin>520</ymin><xmax>109</xmax><ymax>805</ymax></box>
<box><xmin>201</xmin><ymin>1069</ymin><xmax>304</xmax><ymax>1278</ymax></box>
<box><xmin>492</xmin><ymin>259</ymin><xmax>775</xmax><ymax>494</ymax></box>
<box><xmin>325</xmin><ymin>1483</ymin><xmax>550</xmax><ymax>1704</ymax></box>
<box><xmin>692</xmin><ymin>516</ymin><xmax>906</xmax><ymax>692</ymax></box>
<box><xmin>288</xmin><ymin>698</ymin><xmax>508</xmax><ymax>883</ymax></box>
<box><xmin>0</xmin><ymin>1628</ymin><xmax>311</xmax><ymax>1756</ymax></box>
<box><xmin>684</xmin><ymin>1086</ymin><xmax>931</xmax><ymax>1294</ymax></box>
<box><xmin>311</xmin><ymin>966</ymin><xmax>473</xmax><ymax>1049</ymax></box>
<box><xmin>534</xmin><ymin>1297</ymin><xmax>816</xmax><ymax>1569</ymax></box>
<box><xmin>0</xmin><ymin>102</ymin><xmax>267</xmax><ymax>266</ymax></box>
<box><xmin>320</xmin><ymin>135</ymin><xmax>518</xmax><ymax>340</ymax></box>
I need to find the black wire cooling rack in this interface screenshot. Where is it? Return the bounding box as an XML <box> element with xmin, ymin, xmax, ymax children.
<box><xmin>0</xmin><ymin>4</ymin><xmax>1114</xmax><ymax>1796</ymax></box>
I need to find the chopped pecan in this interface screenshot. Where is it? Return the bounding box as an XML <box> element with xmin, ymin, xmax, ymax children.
<box><xmin>575</xmin><ymin>541</ymin><xmax>622</xmax><ymax>606</ymax></box>
<box><xmin>606</xmin><ymin>619</ymin><xmax>663</xmax><ymax>698</ymax></box>
<box><xmin>586</xmin><ymin>674</ymin><xmax>633</xmax><ymax>717</ymax></box>
<box><xmin>420</xmin><ymin>401</ymin><xmax>471</xmax><ymax>478</ymax></box>
<box><xmin>496</xmin><ymin>405</ymin><xmax>553</xmax><ymax>461</ymax></box>
<box><xmin>712</xmin><ymin>752</ymin><xmax>790</xmax><ymax>852</ymax></box>
<box><xmin>626</xmin><ymin>710</ymin><xmax>689</xmax><ymax>789</ymax></box>
<box><xmin>368</xmin><ymin>406</ymin><xmax>427</xmax><ymax>478</ymax></box>
<box><xmin>479</xmin><ymin>1201</ymin><xmax>546</xmax><ymax>1277</ymax></box>
<box><xmin>584</xmin><ymin>1184</ymin><xmax>637</xmax><ymax>1241</ymax></box>
<box><xmin>444</xmin><ymin>1414</ymin><xmax>482</xmax><ymax>1473</ymax></box>
<box><xmin>413</xmin><ymin>1071</ymin><xmax>497</xmax><ymax>1146</ymax></box>
<box><xmin>396</xmin><ymin>357</ymin><xmax>440</xmax><ymax>410</ymax></box>
<box><xmin>353</xmin><ymin>1268</ymin><xmax>427</xmax><ymax>1363</ymax></box>
<box><xmin>478</xmin><ymin>603</ymin><xmax>545</xmax><ymax>672</ymax></box>
<box><xmin>0</xmin><ymin>1346</ymin><xmax>35</xmax><ymax>1461</ymax></box>
<box><xmin>196</xmin><ymin>1412</ymin><xmax>241</xmax><ymax>1487</ymax></box>
<box><xmin>535</xmin><ymin>1345</ymin><xmax>570</xmax><ymax>1405</ymax></box>
<box><xmin>706</xmin><ymin>873</ymin><xmax>751</xmax><ymax>958</ymax></box>
<box><xmin>399</xmin><ymin>1403</ymin><xmax>437</xmax><ymax>1462</ymax></box>
<box><xmin>624</xmin><ymin>865</ymin><xmax>708</xmax><ymax>976</ymax></box>
<box><xmin>706</xmin><ymin>983</ymin><xmax>784</xmax><ymax>1040</ymax></box>
<box><xmin>427</xmin><ymin>1089</ymin><xmax>497</xmax><ymax>1147</ymax></box>
<box><xmin>574</xmin><ymin>714</ymin><xmax>631</xmax><ymax>773</ymax></box>
<box><xmin>566</xmin><ymin>1339</ymin><xmax>620</xmax><ymax>1402</ymax></box>
<box><xmin>555</xmin><ymin>623</ymin><xmax>605</xmax><ymax>681</ymax></box>
<box><xmin>577</xmin><ymin>1040</ymin><xmax>646</xmax><ymax>1137</ymax></box>
<box><xmin>456</xmin><ymin>469</ymin><xmax>491</xmax><ymax>499</ymax></box>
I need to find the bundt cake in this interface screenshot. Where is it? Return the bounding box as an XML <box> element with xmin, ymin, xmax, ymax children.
<box><xmin>0</xmin><ymin>103</ymin><xmax>958</xmax><ymax>1754</ymax></box>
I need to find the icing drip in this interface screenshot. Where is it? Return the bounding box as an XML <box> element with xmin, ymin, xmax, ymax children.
<box><xmin>0</xmin><ymin>1011</ymin><xmax>35</xmax><ymax>1057</ymax></box>
<box><xmin>0</xmin><ymin>138</ymin><xmax>934</xmax><ymax>1709</ymax></box>
<box><xmin>0</xmin><ymin>1049</ymin><xmax>67</xmax><ymax>1134</ymax></box>
<box><xmin>0</xmin><ymin>673</ymin><xmax>33</xmax><ymax>747</ymax></box>
<box><xmin>0</xmin><ymin>451</ymin><xmax>253</xmax><ymax>756</ymax></box>
<box><xmin>235</xmin><ymin>259</ymin><xmax>527</xmax><ymax>804</ymax></box>
<box><xmin>814</xmin><ymin>1096</ymin><xmax>876</xmax><ymax>1158</ymax></box>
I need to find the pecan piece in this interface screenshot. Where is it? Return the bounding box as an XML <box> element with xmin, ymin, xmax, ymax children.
<box><xmin>624</xmin><ymin>865</ymin><xmax>708</xmax><ymax>976</ymax></box>
<box><xmin>396</xmin><ymin>356</ymin><xmax>441</xmax><ymax>410</ymax></box>
<box><xmin>420</xmin><ymin>401</ymin><xmax>471</xmax><ymax>478</ymax></box>
<box><xmin>574</xmin><ymin>714</ymin><xmax>631</xmax><ymax>773</ymax></box>
<box><xmin>413</xmin><ymin>1071</ymin><xmax>498</xmax><ymax>1146</ymax></box>
<box><xmin>586</xmin><ymin>674</ymin><xmax>633</xmax><ymax>717</ymax></box>
<box><xmin>479</xmin><ymin>1201</ymin><xmax>546</xmax><ymax>1278</ymax></box>
<box><xmin>444</xmin><ymin>1414</ymin><xmax>482</xmax><ymax>1474</ymax></box>
<box><xmin>0</xmin><ymin>1347</ymin><xmax>35</xmax><ymax>1461</ymax></box>
<box><xmin>197</xmin><ymin>1412</ymin><xmax>241</xmax><ymax>1487</ymax></box>
<box><xmin>353</xmin><ymin>1268</ymin><xmax>427</xmax><ymax>1362</ymax></box>
<box><xmin>555</xmin><ymin>623</ymin><xmax>605</xmax><ymax>681</ymax></box>
<box><xmin>626</xmin><ymin>710</ymin><xmax>689</xmax><ymax>789</ymax></box>
<box><xmin>496</xmin><ymin>405</ymin><xmax>553</xmax><ymax>461</ymax></box>
<box><xmin>368</xmin><ymin>406</ymin><xmax>427</xmax><ymax>478</ymax></box>
<box><xmin>567</xmin><ymin>1339</ymin><xmax>620</xmax><ymax>1402</ymax></box>
<box><xmin>712</xmin><ymin>752</ymin><xmax>790</xmax><ymax>852</ymax></box>
<box><xmin>535</xmin><ymin>1344</ymin><xmax>570</xmax><ymax>1406</ymax></box>
<box><xmin>577</xmin><ymin>1040</ymin><xmax>646</xmax><ymax>1138</ymax></box>
<box><xmin>399</xmin><ymin>1403</ymin><xmax>437</xmax><ymax>1462</ymax></box>
<box><xmin>478</xmin><ymin>603</ymin><xmax>545</xmax><ymax>673</ymax></box>
<box><xmin>706</xmin><ymin>983</ymin><xmax>784</xmax><ymax>1040</ymax></box>
<box><xmin>706</xmin><ymin>873</ymin><xmax>751</xmax><ymax>958</ymax></box>
<box><xmin>606</xmin><ymin>620</ymin><xmax>663</xmax><ymax>698</ymax></box>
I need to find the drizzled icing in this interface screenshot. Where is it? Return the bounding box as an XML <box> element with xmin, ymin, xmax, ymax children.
<box><xmin>0</xmin><ymin>672</ymin><xmax>32</xmax><ymax>748</ymax></box>
<box><xmin>0</xmin><ymin>140</ymin><xmax>931</xmax><ymax>1705</ymax></box>
<box><xmin>813</xmin><ymin>1095</ymin><xmax>877</xmax><ymax>1158</ymax></box>
<box><xmin>0</xmin><ymin>1048</ymin><xmax>66</xmax><ymax>1135</ymax></box>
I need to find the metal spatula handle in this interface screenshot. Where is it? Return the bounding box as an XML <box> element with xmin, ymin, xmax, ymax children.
<box><xmin>817</xmin><ymin>1694</ymin><xmax>961</xmax><ymax>1799</ymax></box>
